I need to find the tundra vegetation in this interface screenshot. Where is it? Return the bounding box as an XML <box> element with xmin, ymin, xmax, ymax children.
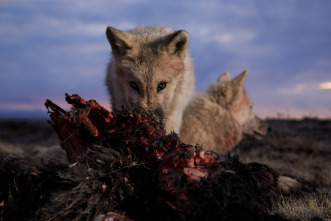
<box><xmin>0</xmin><ymin>115</ymin><xmax>330</xmax><ymax>220</ymax></box>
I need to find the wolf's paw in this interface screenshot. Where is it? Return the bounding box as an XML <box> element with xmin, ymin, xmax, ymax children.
<box><xmin>278</xmin><ymin>175</ymin><xmax>301</xmax><ymax>194</ymax></box>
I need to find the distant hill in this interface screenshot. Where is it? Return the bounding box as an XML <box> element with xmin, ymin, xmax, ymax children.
<box><xmin>0</xmin><ymin>109</ymin><xmax>49</xmax><ymax>120</ymax></box>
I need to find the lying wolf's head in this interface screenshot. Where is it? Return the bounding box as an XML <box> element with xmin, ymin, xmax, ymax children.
<box><xmin>105</xmin><ymin>26</ymin><xmax>194</xmax><ymax>133</ymax></box>
<box><xmin>207</xmin><ymin>70</ymin><xmax>269</xmax><ymax>141</ymax></box>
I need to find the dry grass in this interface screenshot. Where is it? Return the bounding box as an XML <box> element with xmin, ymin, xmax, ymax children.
<box><xmin>0</xmin><ymin>119</ymin><xmax>61</xmax><ymax>159</ymax></box>
<box><xmin>233</xmin><ymin>118</ymin><xmax>331</xmax><ymax>220</ymax></box>
<box><xmin>271</xmin><ymin>193</ymin><xmax>331</xmax><ymax>220</ymax></box>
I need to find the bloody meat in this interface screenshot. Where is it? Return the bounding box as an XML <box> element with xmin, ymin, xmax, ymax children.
<box><xmin>0</xmin><ymin>94</ymin><xmax>285</xmax><ymax>221</ymax></box>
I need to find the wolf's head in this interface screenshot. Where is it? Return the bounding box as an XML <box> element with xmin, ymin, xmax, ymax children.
<box><xmin>105</xmin><ymin>26</ymin><xmax>193</xmax><ymax>133</ymax></box>
<box><xmin>207</xmin><ymin>70</ymin><xmax>269</xmax><ymax>140</ymax></box>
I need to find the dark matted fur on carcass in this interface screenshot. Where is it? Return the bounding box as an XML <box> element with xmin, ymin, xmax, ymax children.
<box><xmin>0</xmin><ymin>94</ymin><xmax>286</xmax><ymax>221</ymax></box>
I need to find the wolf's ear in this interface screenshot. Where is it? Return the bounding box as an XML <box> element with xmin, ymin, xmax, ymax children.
<box><xmin>163</xmin><ymin>30</ymin><xmax>189</xmax><ymax>56</ymax></box>
<box><xmin>216</xmin><ymin>72</ymin><xmax>232</xmax><ymax>103</ymax></box>
<box><xmin>207</xmin><ymin>72</ymin><xmax>232</xmax><ymax>103</ymax></box>
<box><xmin>230</xmin><ymin>69</ymin><xmax>248</xmax><ymax>100</ymax></box>
<box><xmin>106</xmin><ymin>26</ymin><xmax>133</xmax><ymax>57</ymax></box>
<box><xmin>217</xmin><ymin>72</ymin><xmax>231</xmax><ymax>84</ymax></box>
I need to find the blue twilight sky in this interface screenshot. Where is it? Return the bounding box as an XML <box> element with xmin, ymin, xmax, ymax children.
<box><xmin>0</xmin><ymin>0</ymin><xmax>331</xmax><ymax>119</ymax></box>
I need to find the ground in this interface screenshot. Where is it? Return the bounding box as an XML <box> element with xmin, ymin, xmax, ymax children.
<box><xmin>0</xmin><ymin>117</ymin><xmax>330</xmax><ymax>220</ymax></box>
<box><xmin>232</xmin><ymin>118</ymin><xmax>331</xmax><ymax>220</ymax></box>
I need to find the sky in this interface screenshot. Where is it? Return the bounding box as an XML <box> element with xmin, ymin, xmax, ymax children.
<box><xmin>0</xmin><ymin>0</ymin><xmax>331</xmax><ymax>119</ymax></box>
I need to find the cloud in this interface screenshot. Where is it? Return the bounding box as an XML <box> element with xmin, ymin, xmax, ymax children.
<box><xmin>196</xmin><ymin>29</ymin><xmax>257</xmax><ymax>46</ymax></box>
<box><xmin>278</xmin><ymin>84</ymin><xmax>315</xmax><ymax>95</ymax></box>
<box><xmin>318</xmin><ymin>82</ymin><xmax>331</xmax><ymax>90</ymax></box>
<box><xmin>1</xmin><ymin>0</ymin><xmax>331</xmax><ymax>119</ymax></box>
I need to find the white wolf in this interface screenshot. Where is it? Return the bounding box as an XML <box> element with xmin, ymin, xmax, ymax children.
<box><xmin>105</xmin><ymin>26</ymin><xmax>195</xmax><ymax>134</ymax></box>
<box><xmin>179</xmin><ymin>70</ymin><xmax>269</xmax><ymax>152</ymax></box>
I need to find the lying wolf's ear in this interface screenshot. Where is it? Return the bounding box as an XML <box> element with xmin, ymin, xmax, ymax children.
<box><xmin>231</xmin><ymin>69</ymin><xmax>248</xmax><ymax>88</ymax></box>
<box><xmin>230</xmin><ymin>69</ymin><xmax>248</xmax><ymax>100</ymax></box>
<box><xmin>163</xmin><ymin>30</ymin><xmax>189</xmax><ymax>56</ymax></box>
<box><xmin>217</xmin><ymin>72</ymin><xmax>231</xmax><ymax>84</ymax></box>
<box><xmin>216</xmin><ymin>72</ymin><xmax>232</xmax><ymax>103</ymax></box>
<box><xmin>207</xmin><ymin>72</ymin><xmax>232</xmax><ymax>103</ymax></box>
<box><xmin>106</xmin><ymin>26</ymin><xmax>133</xmax><ymax>57</ymax></box>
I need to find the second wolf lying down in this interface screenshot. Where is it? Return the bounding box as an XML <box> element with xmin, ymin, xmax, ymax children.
<box><xmin>179</xmin><ymin>70</ymin><xmax>301</xmax><ymax>194</ymax></box>
<box><xmin>179</xmin><ymin>70</ymin><xmax>269</xmax><ymax>152</ymax></box>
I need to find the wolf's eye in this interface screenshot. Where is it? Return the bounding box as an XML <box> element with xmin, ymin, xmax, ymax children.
<box><xmin>130</xmin><ymin>81</ymin><xmax>139</xmax><ymax>92</ymax></box>
<box><xmin>157</xmin><ymin>82</ymin><xmax>167</xmax><ymax>92</ymax></box>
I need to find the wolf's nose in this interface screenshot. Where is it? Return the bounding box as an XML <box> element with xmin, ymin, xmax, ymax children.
<box><xmin>152</xmin><ymin>108</ymin><xmax>164</xmax><ymax>119</ymax></box>
<box><xmin>267</xmin><ymin>126</ymin><xmax>272</xmax><ymax>133</ymax></box>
